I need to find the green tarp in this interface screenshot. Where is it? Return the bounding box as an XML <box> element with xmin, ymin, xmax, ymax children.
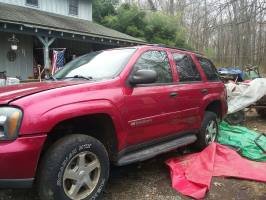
<box><xmin>218</xmin><ymin>121</ymin><xmax>266</xmax><ymax>162</ymax></box>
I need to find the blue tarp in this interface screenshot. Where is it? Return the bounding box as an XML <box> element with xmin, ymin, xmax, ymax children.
<box><xmin>218</xmin><ymin>67</ymin><xmax>244</xmax><ymax>79</ymax></box>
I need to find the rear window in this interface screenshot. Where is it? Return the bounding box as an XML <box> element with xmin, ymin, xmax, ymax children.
<box><xmin>172</xmin><ymin>52</ymin><xmax>201</xmax><ymax>82</ymax></box>
<box><xmin>197</xmin><ymin>57</ymin><xmax>220</xmax><ymax>81</ymax></box>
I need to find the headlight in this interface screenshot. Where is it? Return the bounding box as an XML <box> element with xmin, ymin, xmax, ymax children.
<box><xmin>0</xmin><ymin>107</ymin><xmax>23</xmax><ymax>140</ymax></box>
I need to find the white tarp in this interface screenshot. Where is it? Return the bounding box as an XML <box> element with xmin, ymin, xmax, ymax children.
<box><xmin>0</xmin><ymin>77</ymin><xmax>20</xmax><ymax>87</ymax></box>
<box><xmin>226</xmin><ymin>78</ymin><xmax>266</xmax><ymax>114</ymax></box>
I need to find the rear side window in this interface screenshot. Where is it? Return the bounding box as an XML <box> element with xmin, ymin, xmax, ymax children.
<box><xmin>133</xmin><ymin>50</ymin><xmax>172</xmax><ymax>83</ymax></box>
<box><xmin>172</xmin><ymin>52</ymin><xmax>201</xmax><ymax>82</ymax></box>
<box><xmin>197</xmin><ymin>57</ymin><xmax>220</xmax><ymax>81</ymax></box>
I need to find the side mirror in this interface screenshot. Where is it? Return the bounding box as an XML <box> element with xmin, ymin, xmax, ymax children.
<box><xmin>130</xmin><ymin>69</ymin><xmax>157</xmax><ymax>85</ymax></box>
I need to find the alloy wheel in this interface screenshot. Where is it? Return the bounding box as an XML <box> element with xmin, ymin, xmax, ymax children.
<box><xmin>205</xmin><ymin>120</ymin><xmax>218</xmax><ymax>144</ymax></box>
<box><xmin>63</xmin><ymin>151</ymin><xmax>101</xmax><ymax>200</ymax></box>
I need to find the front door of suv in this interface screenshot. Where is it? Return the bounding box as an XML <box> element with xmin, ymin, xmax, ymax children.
<box><xmin>122</xmin><ymin>50</ymin><xmax>180</xmax><ymax>146</ymax></box>
<box><xmin>170</xmin><ymin>51</ymin><xmax>205</xmax><ymax>131</ymax></box>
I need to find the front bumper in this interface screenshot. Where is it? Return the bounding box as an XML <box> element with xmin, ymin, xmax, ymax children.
<box><xmin>0</xmin><ymin>134</ymin><xmax>46</xmax><ymax>188</ymax></box>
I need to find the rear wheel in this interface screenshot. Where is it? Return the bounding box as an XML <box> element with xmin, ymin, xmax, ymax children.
<box><xmin>194</xmin><ymin>111</ymin><xmax>218</xmax><ymax>150</ymax></box>
<box><xmin>38</xmin><ymin>134</ymin><xmax>109</xmax><ymax>200</ymax></box>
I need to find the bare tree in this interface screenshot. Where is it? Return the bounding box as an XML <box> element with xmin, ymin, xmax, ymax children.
<box><xmin>147</xmin><ymin>0</ymin><xmax>157</xmax><ymax>10</ymax></box>
<box><xmin>119</xmin><ymin>0</ymin><xmax>266</xmax><ymax>69</ymax></box>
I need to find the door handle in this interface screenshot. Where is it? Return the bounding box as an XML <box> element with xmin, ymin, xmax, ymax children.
<box><xmin>169</xmin><ymin>92</ymin><xmax>178</xmax><ymax>97</ymax></box>
<box><xmin>201</xmin><ymin>89</ymin><xmax>208</xmax><ymax>94</ymax></box>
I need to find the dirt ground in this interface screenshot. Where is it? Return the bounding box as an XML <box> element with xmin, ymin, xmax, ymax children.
<box><xmin>0</xmin><ymin>110</ymin><xmax>265</xmax><ymax>200</ymax></box>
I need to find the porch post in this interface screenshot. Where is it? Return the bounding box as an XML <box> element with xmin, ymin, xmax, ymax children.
<box><xmin>37</xmin><ymin>36</ymin><xmax>56</xmax><ymax>69</ymax></box>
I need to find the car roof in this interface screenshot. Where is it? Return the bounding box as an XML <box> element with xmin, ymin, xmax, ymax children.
<box><xmin>97</xmin><ymin>45</ymin><xmax>205</xmax><ymax>58</ymax></box>
<box><xmin>131</xmin><ymin>44</ymin><xmax>203</xmax><ymax>56</ymax></box>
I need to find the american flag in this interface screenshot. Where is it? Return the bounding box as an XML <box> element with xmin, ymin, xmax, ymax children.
<box><xmin>51</xmin><ymin>49</ymin><xmax>65</xmax><ymax>75</ymax></box>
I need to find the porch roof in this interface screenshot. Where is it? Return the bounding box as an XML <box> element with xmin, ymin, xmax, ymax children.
<box><xmin>0</xmin><ymin>2</ymin><xmax>145</xmax><ymax>45</ymax></box>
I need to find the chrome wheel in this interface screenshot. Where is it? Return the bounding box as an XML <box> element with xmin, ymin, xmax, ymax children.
<box><xmin>63</xmin><ymin>151</ymin><xmax>101</xmax><ymax>200</ymax></box>
<box><xmin>205</xmin><ymin>120</ymin><xmax>218</xmax><ymax>144</ymax></box>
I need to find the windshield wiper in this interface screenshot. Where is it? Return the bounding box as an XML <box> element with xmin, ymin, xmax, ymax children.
<box><xmin>61</xmin><ymin>75</ymin><xmax>93</xmax><ymax>80</ymax></box>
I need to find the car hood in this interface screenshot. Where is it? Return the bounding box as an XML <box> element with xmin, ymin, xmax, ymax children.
<box><xmin>0</xmin><ymin>81</ymin><xmax>85</xmax><ymax>104</ymax></box>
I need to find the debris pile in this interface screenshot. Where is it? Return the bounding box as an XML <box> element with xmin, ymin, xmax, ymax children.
<box><xmin>167</xmin><ymin>122</ymin><xmax>266</xmax><ymax>199</ymax></box>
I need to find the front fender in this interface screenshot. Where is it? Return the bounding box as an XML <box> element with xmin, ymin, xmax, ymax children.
<box><xmin>18</xmin><ymin>100</ymin><xmax>125</xmax><ymax>138</ymax></box>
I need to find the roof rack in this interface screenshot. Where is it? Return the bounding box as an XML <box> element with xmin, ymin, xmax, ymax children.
<box><xmin>146</xmin><ymin>43</ymin><xmax>203</xmax><ymax>55</ymax></box>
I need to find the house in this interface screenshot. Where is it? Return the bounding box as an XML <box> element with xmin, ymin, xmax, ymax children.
<box><xmin>0</xmin><ymin>0</ymin><xmax>144</xmax><ymax>80</ymax></box>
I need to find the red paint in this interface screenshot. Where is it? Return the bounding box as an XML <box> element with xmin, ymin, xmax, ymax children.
<box><xmin>0</xmin><ymin>81</ymin><xmax>84</xmax><ymax>104</ymax></box>
<box><xmin>0</xmin><ymin>135</ymin><xmax>46</xmax><ymax>179</ymax></box>
<box><xmin>166</xmin><ymin>143</ymin><xmax>266</xmax><ymax>199</ymax></box>
<box><xmin>0</xmin><ymin>45</ymin><xmax>227</xmax><ymax>181</ymax></box>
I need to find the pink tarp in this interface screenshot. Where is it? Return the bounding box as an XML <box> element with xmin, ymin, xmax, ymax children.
<box><xmin>166</xmin><ymin>143</ymin><xmax>266</xmax><ymax>199</ymax></box>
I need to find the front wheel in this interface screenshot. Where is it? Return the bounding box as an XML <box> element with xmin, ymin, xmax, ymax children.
<box><xmin>38</xmin><ymin>134</ymin><xmax>109</xmax><ymax>200</ymax></box>
<box><xmin>194</xmin><ymin>111</ymin><xmax>219</xmax><ymax>150</ymax></box>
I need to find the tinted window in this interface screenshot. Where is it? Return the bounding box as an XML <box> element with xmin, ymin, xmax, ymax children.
<box><xmin>172</xmin><ymin>53</ymin><xmax>201</xmax><ymax>82</ymax></box>
<box><xmin>133</xmin><ymin>50</ymin><xmax>172</xmax><ymax>83</ymax></box>
<box><xmin>197</xmin><ymin>57</ymin><xmax>220</xmax><ymax>81</ymax></box>
<box><xmin>69</xmin><ymin>0</ymin><xmax>79</xmax><ymax>15</ymax></box>
<box><xmin>26</xmin><ymin>0</ymin><xmax>38</xmax><ymax>6</ymax></box>
<box><xmin>54</xmin><ymin>48</ymin><xmax>136</xmax><ymax>80</ymax></box>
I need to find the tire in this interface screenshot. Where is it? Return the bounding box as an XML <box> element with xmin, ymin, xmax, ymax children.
<box><xmin>194</xmin><ymin>111</ymin><xmax>219</xmax><ymax>150</ymax></box>
<box><xmin>38</xmin><ymin>134</ymin><xmax>109</xmax><ymax>200</ymax></box>
<box><xmin>256</xmin><ymin>108</ymin><xmax>266</xmax><ymax>118</ymax></box>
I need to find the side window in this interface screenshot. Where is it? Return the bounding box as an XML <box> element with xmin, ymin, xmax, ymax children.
<box><xmin>197</xmin><ymin>57</ymin><xmax>220</xmax><ymax>81</ymax></box>
<box><xmin>172</xmin><ymin>52</ymin><xmax>201</xmax><ymax>82</ymax></box>
<box><xmin>133</xmin><ymin>50</ymin><xmax>172</xmax><ymax>83</ymax></box>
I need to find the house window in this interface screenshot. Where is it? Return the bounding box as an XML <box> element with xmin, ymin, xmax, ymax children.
<box><xmin>26</xmin><ymin>0</ymin><xmax>38</xmax><ymax>6</ymax></box>
<box><xmin>69</xmin><ymin>0</ymin><xmax>79</xmax><ymax>16</ymax></box>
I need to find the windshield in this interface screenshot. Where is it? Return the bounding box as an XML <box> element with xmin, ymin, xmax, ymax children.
<box><xmin>54</xmin><ymin>48</ymin><xmax>136</xmax><ymax>80</ymax></box>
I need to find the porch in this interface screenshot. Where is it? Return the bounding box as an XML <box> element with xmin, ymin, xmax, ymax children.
<box><xmin>0</xmin><ymin>2</ymin><xmax>144</xmax><ymax>83</ymax></box>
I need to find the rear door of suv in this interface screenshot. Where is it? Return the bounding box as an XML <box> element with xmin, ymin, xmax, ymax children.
<box><xmin>195</xmin><ymin>56</ymin><xmax>225</xmax><ymax>115</ymax></box>
<box><xmin>169</xmin><ymin>50</ymin><xmax>206</xmax><ymax>131</ymax></box>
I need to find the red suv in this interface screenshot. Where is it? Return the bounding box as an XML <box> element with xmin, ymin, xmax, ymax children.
<box><xmin>0</xmin><ymin>45</ymin><xmax>227</xmax><ymax>200</ymax></box>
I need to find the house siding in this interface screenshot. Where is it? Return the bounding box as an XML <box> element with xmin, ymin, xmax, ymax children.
<box><xmin>0</xmin><ymin>32</ymin><xmax>33</xmax><ymax>80</ymax></box>
<box><xmin>0</xmin><ymin>0</ymin><xmax>92</xmax><ymax>20</ymax></box>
